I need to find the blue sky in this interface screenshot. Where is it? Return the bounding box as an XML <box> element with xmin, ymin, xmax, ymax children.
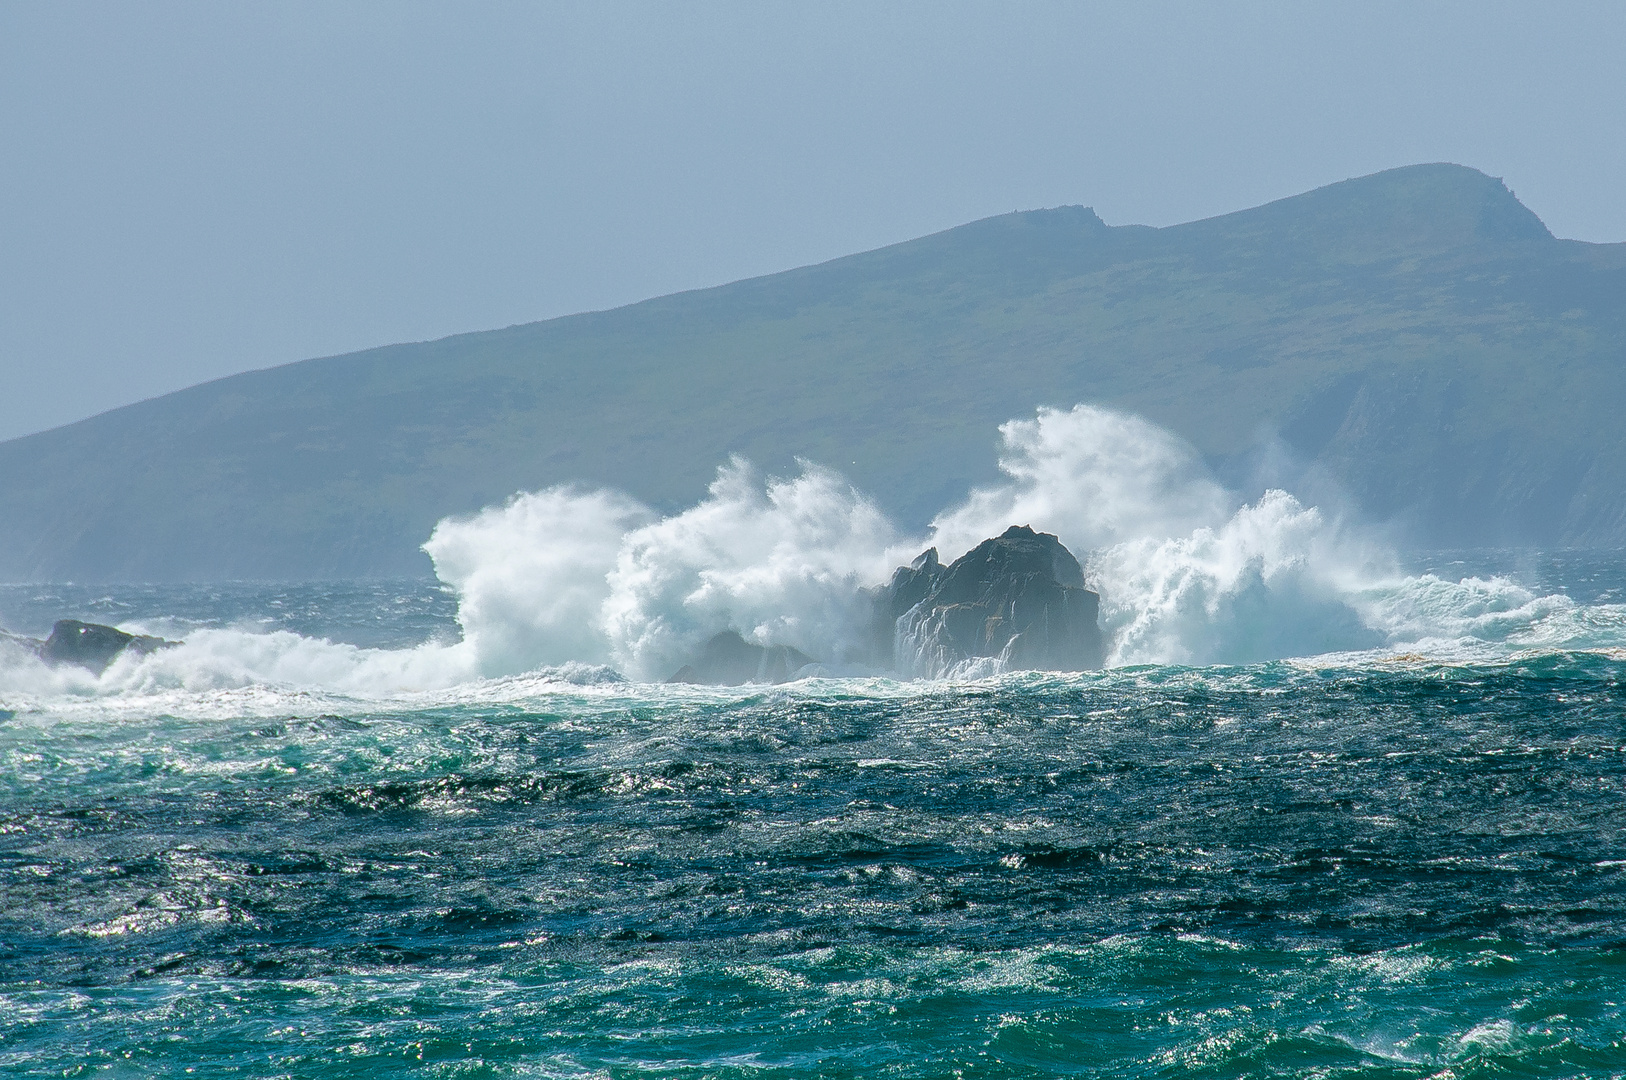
<box><xmin>3</xmin><ymin>0</ymin><xmax>1623</xmax><ymax>441</ymax></box>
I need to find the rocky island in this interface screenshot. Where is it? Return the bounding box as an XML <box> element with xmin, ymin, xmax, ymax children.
<box><xmin>0</xmin><ymin>620</ymin><xmax>178</xmax><ymax>675</ymax></box>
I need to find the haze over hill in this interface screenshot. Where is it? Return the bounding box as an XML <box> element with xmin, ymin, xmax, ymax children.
<box><xmin>2</xmin><ymin>163</ymin><xmax>1623</xmax><ymax>582</ymax></box>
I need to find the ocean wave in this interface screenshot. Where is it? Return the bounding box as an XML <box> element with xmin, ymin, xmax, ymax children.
<box><xmin>4</xmin><ymin>404</ymin><xmax>1622</xmax><ymax>708</ymax></box>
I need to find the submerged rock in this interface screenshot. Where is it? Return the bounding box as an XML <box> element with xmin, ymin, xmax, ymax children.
<box><xmin>23</xmin><ymin>620</ymin><xmax>179</xmax><ymax>674</ymax></box>
<box><xmin>667</xmin><ymin>630</ymin><xmax>815</xmax><ymax>686</ymax></box>
<box><xmin>876</xmin><ymin>525</ymin><xmax>1103</xmax><ymax>677</ymax></box>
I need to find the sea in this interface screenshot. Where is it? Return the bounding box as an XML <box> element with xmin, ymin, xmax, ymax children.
<box><xmin>1</xmin><ymin>545</ymin><xmax>1624</xmax><ymax>1078</ymax></box>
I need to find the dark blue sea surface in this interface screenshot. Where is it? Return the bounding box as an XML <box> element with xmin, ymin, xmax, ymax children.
<box><xmin>1</xmin><ymin>569</ymin><xmax>1625</xmax><ymax>1077</ymax></box>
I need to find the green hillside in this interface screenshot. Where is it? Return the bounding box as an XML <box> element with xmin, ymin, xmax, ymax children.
<box><xmin>2</xmin><ymin>163</ymin><xmax>1623</xmax><ymax>581</ymax></box>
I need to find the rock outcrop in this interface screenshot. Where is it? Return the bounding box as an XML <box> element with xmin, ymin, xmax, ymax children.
<box><xmin>875</xmin><ymin>525</ymin><xmax>1103</xmax><ymax>677</ymax></box>
<box><xmin>668</xmin><ymin>630</ymin><xmax>814</xmax><ymax>686</ymax></box>
<box><xmin>2</xmin><ymin>620</ymin><xmax>178</xmax><ymax>674</ymax></box>
<box><xmin>663</xmin><ymin>526</ymin><xmax>1102</xmax><ymax>684</ymax></box>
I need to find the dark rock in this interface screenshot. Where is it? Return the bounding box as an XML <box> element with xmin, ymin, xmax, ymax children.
<box><xmin>876</xmin><ymin>525</ymin><xmax>1104</xmax><ymax>676</ymax></box>
<box><xmin>869</xmin><ymin>547</ymin><xmax>945</xmax><ymax>659</ymax></box>
<box><xmin>38</xmin><ymin>620</ymin><xmax>177</xmax><ymax>674</ymax></box>
<box><xmin>667</xmin><ymin>630</ymin><xmax>815</xmax><ymax>686</ymax></box>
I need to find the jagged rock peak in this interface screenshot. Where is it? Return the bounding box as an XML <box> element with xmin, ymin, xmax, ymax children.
<box><xmin>876</xmin><ymin>525</ymin><xmax>1104</xmax><ymax>678</ymax></box>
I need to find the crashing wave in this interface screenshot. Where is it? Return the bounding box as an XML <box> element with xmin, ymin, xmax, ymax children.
<box><xmin>4</xmin><ymin>403</ymin><xmax>1620</xmax><ymax>699</ymax></box>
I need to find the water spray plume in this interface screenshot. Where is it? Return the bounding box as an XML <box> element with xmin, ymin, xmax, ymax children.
<box><xmin>4</xmin><ymin>403</ymin><xmax>1617</xmax><ymax>699</ymax></box>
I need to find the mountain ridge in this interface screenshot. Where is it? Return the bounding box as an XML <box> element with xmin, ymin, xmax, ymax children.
<box><xmin>3</xmin><ymin>163</ymin><xmax>1623</xmax><ymax>581</ymax></box>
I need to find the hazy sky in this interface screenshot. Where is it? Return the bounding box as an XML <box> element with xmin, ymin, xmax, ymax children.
<box><xmin>3</xmin><ymin>1</ymin><xmax>1623</xmax><ymax>442</ymax></box>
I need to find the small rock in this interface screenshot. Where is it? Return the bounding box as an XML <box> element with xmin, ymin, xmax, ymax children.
<box><xmin>38</xmin><ymin>620</ymin><xmax>178</xmax><ymax>674</ymax></box>
<box><xmin>667</xmin><ymin>630</ymin><xmax>815</xmax><ymax>686</ymax></box>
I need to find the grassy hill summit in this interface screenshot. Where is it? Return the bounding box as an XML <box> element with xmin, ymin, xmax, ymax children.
<box><xmin>3</xmin><ymin>163</ymin><xmax>1623</xmax><ymax>581</ymax></box>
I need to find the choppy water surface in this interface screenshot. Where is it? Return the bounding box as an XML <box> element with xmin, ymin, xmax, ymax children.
<box><xmin>2</xmin><ymin>567</ymin><xmax>1626</xmax><ymax>1077</ymax></box>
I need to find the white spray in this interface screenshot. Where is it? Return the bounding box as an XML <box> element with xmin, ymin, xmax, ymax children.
<box><xmin>600</xmin><ymin>458</ymin><xmax>908</xmax><ymax>681</ymax></box>
<box><xmin>424</xmin><ymin>485</ymin><xmax>651</xmax><ymax>675</ymax></box>
<box><xmin>922</xmin><ymin>405</ymin><xmax>1397</xmax><ymax>665</ymax></box>
<box><xmin>928</xmin><ymin>404</ymin><xmax>1231</xmax><ymax>558</ymax></box>
<box><xmin>4</xmin><ymin>403</ymin><xmax>1615</xmax><ymax>701</ymax></box>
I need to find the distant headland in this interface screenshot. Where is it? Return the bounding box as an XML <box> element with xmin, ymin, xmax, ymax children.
<box><xmin>2</xmin><ymin>163</ymin><xmax>1622</xmax><ymax>582</ymax></box>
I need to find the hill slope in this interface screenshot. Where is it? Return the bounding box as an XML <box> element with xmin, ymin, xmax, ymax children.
<box><xmin>3</xmin><ymin>163</ymin><xmax>1623</xmax><ymax>581</ymax></box>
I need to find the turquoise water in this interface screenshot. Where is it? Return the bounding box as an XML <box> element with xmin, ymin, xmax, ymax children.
<box><xmin>2</xmin><ymin>567</ymin><xmax>1625</xmax><ymax>1078</ymax></box>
